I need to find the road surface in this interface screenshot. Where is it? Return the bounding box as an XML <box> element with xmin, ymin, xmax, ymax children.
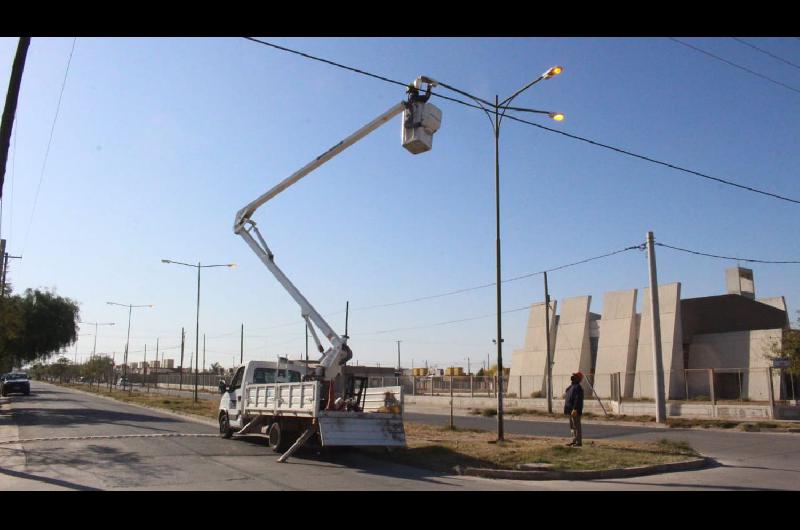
<box><xmin>1</xmin><ymin>381</ymin><xmax>798</xmax><ymax>490</ymax></box>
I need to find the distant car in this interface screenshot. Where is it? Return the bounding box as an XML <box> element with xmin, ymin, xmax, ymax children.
<box><xmin>117</xmin><ymin>377</ymin><xmax>131</xmax><ymax>388</ymax></box>
<box><xmin>1</xmin><ymin>373</ymin><xmax>31</xmax><ymax>396</ymax></box>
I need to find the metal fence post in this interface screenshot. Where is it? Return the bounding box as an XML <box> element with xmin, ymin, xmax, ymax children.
<box><xmin>470</xmin><ymin>375</ymin><xmax>474</xmax><ymax>398</ymax></box>
<box><xmin>684</xmin><ymin>369</ymin><xmax>689</xmax><ymax>401</ymax></box>
<box><xmin>709</xmin><ymin>368</ymin><xmax>716</xmax><ymax>405</ymax></box>
<box><xmin>412</xmin><ymin>376</ymin><xmax>416</xmax><ymax>396</ymax></box>
<box><xmin>767</xmin><ymin>367</ymin><xmax>776</xmax><ymax>419</ymax></box>
<box><xmin>449</xmin><ymin>374</ymin><xmax>454</xmax><ymax>430</ymax></box>
<box><xmin>738</xmin><ymin>370</ymin><xmax>743</xmax><ymax>402</ymax></box>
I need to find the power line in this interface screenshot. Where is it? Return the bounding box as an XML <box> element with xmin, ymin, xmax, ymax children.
<box><xmin>502</xmin><ymin>112</ymin><xmax>800</xmax><ymax>205</ymax></box>
<box><xmin>669</xmin><ymin>37</ymin><xmax>800</xmax><ymax>96</ymax></box>
<box><xmin>22</xmin><ymin>37</ymin><xmax>77</xmax><ymax>255</ymax></box>
<box><xmin>731</xmin><ymin>37</ymin><xmax>800</xmax><ymax>71</ymax></box>
<box><xmin>241</xmin><ymin>243</ymin><xmax>642</xmax><ymax>333</ymax></box>
<box><xmin>360</xmin><ymin>304</ymin><xmax>533</xmax><ymax>336</ymax></box>
<box><xmin>242</xmin><ymin>37</ymin><xmax>483</xmax><ymax>112</ymax></box>
<box><xmin>243</xmin><ymin>37</ymin><xmax>800</xmax><ymax>206</ymax></box>
<box><xmin>655</xmin><ymin>242</ymin><xmax>800</xmax><ymax>264</ymax></box>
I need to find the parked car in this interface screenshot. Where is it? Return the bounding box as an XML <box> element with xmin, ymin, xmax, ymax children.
<box><xmin>117</xmin><ymin>377</ymin><xmax>131</xmax><ymax>388</ymax></box>
<box><xmin>1</xmin><ymin>373</ymin><xmax>31</xmax><ymax>396</ymax></box>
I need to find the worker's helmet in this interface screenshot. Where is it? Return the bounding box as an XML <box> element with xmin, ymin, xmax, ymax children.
<box><xmin>572</xmin><ymin>371</ymin><xmax>584</xmax><ymax>382</ymax></box>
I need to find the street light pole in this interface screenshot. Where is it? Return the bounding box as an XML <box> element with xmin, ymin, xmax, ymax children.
<box><xmin>195</xmin><ymin>262</ymin><xmax>200</xmax><ymax>402</ymax></box>
<box><xmin>436</xmin><ymin>66</ymin><xmax>564</xmax><ymax>442</ymax></box>
<box><xmin>107</xmin><ymin>302</ymin><xmax>152</xmax><ymax>381</ymax></box>
<box><xmin>82</xmin><ymin>321</ymin><xmax>115</xmax><ymax>359</ymax></box>
<box><xmin>493</xmin><ymin>94</ymin><xmax>505</xmax><ymax>441</ymax></box>
<box><xmin>161</xmin><ymin>258</ymin><xmax>235</xmax><ymax>403</ymax></box>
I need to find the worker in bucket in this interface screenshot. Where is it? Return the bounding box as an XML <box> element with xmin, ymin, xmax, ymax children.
<box><xmin>564</xmin><ymin>372</ymin><xmax>584</xmax><ymax>447</ymax></box>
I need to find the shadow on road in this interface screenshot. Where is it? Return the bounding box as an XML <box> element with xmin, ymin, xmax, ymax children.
<box><xmin>9</xmin><ymin>404</ymin><xmax>183</xmax><ymax>433</ymax></box>
<box><xmin>18</xmin><ymin>442</ymin><xmax>182</xmax><ymax>488</ymax></box>
<box><xmin>0</xmin><ymin>463</ymin><xmax>102</xmax><ymax>491</ymax></box>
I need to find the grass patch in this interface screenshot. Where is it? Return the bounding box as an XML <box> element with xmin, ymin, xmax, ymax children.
<box><xmin>376</xmin><ymin>422</ymin><xmax>700</xmax><ymax>472</ymax></box>
<box><xmin>61</xmin><ymin>383</ymin><xmax>219</xmax><ymax>420</ymax></box>
<box><xmin>666</xmin><ymin>416</ymin><xmax>798</xmax><ymax>431</ymax></box>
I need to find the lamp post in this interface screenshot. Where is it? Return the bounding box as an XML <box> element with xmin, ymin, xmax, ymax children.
<box><xmin>107</xmin><ymin>302</ymin><xmax>152</xmax><ymax>382</ymax></box>
<box><xmin>439</xmin><ymin>66</ymin><xmax>564</xmax><ymax>441</ymax></box>
<box><xmin>80</xmin><ymin>321</ymin><xmax>115</xmax><ymax>360</ymax></box>
<box><xmin>161</xmin><ymin>259</ymin><xmax>235</xmax><ymax>402</ymax></box>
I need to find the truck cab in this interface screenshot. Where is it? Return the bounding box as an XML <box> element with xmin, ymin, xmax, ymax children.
<box><xmin>219</xmin><ymin>360</ymin><xmax>307</xmax><ymax>430</ymax></box>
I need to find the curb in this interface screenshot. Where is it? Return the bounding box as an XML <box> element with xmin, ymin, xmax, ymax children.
<box><xmin>44</xmin><ymin>382</ymin><xmax>218</xmax><ymax>428</ymax></box>
<box><xmin>454</xmin><ymin>457</ymin><xmax>715</xmax><ymax>481</ymax></box>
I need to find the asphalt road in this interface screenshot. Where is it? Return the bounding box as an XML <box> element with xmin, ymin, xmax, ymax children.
<box><xmin>1</xmin><ymin>381</ymin><xmax>798</xmax><ymax>490</ymax></box>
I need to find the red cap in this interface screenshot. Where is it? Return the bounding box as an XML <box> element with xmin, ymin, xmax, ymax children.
<box><xmin>572</xmin><ymin>372</ymin><xmax>584</xmax><ymax>381</ymax></box>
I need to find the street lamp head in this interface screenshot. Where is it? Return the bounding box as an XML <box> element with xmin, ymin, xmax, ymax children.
<box><xmin>228</xmin><ymin>263</ymin><xmax>237</xmax><ymax>269</ymax></box>
<box><xmin>161</xmin><ymin>259</ymin><xmax>171</xmax><ymax>264</ymax></box>
<box><xmin>549</xmin><ymin>112</ymin><xmax>565</xmax><ymax>122</ymax></box>
<box><xmin>543</xmin><ymin>66</ymin><xmax>564</xmax><ymax>79</ymax></box>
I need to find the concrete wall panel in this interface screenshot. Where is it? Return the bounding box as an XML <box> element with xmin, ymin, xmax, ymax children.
<box><xmin>593</xmin><ymin>289</ymin><xmax>638</xmax><ymax>398</ymax></box>
<box><xmin>634</xmin><ymin>283</ymin><xmax>683</xmax><ymax>399</ymax></box>
<box><xmin>508</xmin><ymin>300</ymin><xmax>557</xmax><ymax>397</ymax></box>
<box><xmin>550</xmin><ymin>296</ymin><xmax>592</xmax><ymax>393</ymax></box>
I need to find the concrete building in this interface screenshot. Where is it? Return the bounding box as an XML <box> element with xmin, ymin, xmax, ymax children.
<box><xmin>509</xmin><ymin>267</ymin><xmax>792</xmax><ymax>402</ymax></box>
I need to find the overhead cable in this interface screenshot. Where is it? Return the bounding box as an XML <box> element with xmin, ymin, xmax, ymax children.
<box><xmin>243</xmin><ymin>37</ymin><xmax>800</xmax><ymax>206</ymax></box>
<box><xmin>655</xmin><ymin>242</ymin><xmax>800</xmax><ymax>264</ymax></box>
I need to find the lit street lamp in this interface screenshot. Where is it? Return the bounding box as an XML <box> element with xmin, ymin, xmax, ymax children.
<box><xmin>439</xmin><ymin>65</ymin><xmax>564</xmax><ymax>441</ymax></box>
<box><xmin>161</xmin><ymin>259</ymin><xmax>235</xmax><ymax>402</ymax></box>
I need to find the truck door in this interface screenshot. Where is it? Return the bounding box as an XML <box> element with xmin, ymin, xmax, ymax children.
<box><xmin>225</xmin><ymin>366</ymin><xmax>245</xmax><ymax>428</ymax></box>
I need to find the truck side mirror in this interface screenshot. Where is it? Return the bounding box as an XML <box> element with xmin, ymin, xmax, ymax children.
<box><xmin>218</xmin><ymin>380</ymin><xmax>227</xmax><ymax>394</ymax></box>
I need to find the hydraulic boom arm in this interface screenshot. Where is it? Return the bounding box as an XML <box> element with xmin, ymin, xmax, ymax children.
<box><xmin>234</xmin><ymin>77</ymin><xmax>440</xmax><ymax>382</ymax></box>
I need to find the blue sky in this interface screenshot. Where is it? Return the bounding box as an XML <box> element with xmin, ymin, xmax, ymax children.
<box><xmin>1</xmin><ymin>37</ymin><xmax>799</xmax><ymax>372</ymax></box>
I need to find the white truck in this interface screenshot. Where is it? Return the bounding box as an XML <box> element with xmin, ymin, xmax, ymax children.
<box><xmin>229</xmin><ymin>77</ymin><xmax>442</xmax><ymax>461</ymax></box>
<box><xmin>218</xmin><ymin>360</ymin><xmax>405</xmax><ymax>459</ymax></box>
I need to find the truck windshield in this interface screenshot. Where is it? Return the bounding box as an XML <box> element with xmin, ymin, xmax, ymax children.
<box><xmin>253</xmin><ymin>368</ymin><xmax>301</xmax><ymax>383</ymax></box>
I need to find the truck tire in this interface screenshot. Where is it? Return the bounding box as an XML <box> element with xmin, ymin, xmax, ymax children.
<box><xmin>268</xmin><ymin>422</ymin><xmax>295</xmax><ymax>453</ymax></box>
<box><xmin>219</xmin><ymin>412</ymin><xmax>234</xmax><ymax>439</ymax></box>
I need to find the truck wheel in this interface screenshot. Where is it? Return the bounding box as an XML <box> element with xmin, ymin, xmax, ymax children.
<box><xmin>268</xmin><ymin>422</ymin><xmax>295</xmax><ymax>453</ymax></box>
<box><xmin>219</xmin><ymin>412</ymin><xmax>234</xmax><ymax>439</ymax></box>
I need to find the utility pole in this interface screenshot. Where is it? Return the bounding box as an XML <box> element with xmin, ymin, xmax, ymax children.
<box><xmin>203</xmin><ymin>333</ymin><xmax>206</xmax><ymax>373</ymax></box>
<box><xmin>179</xmin><ymin>327</ymin><xmax>185</xmax><ymax>391</ymax></box>
<box><xmin>396</xmin><ymin>340</ymin><xmax>402</xmax><ymax>372</ymax></box>
<box><xmin>156</xmin><ymin>337</ymin><xmax>159</xmax><ymax>388</ymax></box>
<box><xmin>144</xmin><ymin>344</ymin><xmax>148</xmax><ymax>391</ymax></box>
<box><xmin>305</xmin><ymin>322</ymin><xmax>308</xmax><ymax>363</ymax></box>
<box><xmin>646</xmin><ymin>231</ymin><xmax>667</xmax><ymax>423</ymax></box>
<box><xmin>0</xmin><ymin>249</ymin><xmax>21</xmax><ymax>298</ymax></box>
<box><xmin>240</xmin><ymin>323</ymin><xmax>244</xmax><ymax>365</ymax></box>
<box><xmin>467</xmin><ymin>357</ymin><xmax>470</xmax><ymax>375</ymax></box>
<box><xmin>0</xmin><ymin>37</ymin><xmax>30</xmax><ymax>200</ymax></box>
<box><xmin>544</xmin><ymin>271</ymin><xmax>553</xmax><ymax>414</ymax></box>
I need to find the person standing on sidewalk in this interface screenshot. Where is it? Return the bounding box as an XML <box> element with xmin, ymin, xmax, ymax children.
<box><xmin>564</xmin><ymin>372</ymin><xmax>584</xmax><ymax>447</ymax></box>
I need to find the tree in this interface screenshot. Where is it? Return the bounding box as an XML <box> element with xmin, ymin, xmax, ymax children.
<box><xmin>82</xmin><ymin>356</ymin><xmax>113</xmax><ymax>388</ymax></box>
<box><xmin>0</xmin><ymin>288</ymin><xmax>80</xmax><ymax>371</ymax></box>
<box><xmin>766</xmin><ymin>312</ymin><xmax>800</xmax><ymax>376</ymax></box>
<box><xmin>50</xmin><ymin>357</ymin><xmax>72</xmax><ymax>383</ymax></box>
<box><xmin>210</xmin><ymin>362</ymin><xmax>223</xmax><ymax>374</ymax></box>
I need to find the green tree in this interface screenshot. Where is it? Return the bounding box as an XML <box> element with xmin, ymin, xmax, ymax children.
<box><xmin>49</xmin><ymin>357</ymin><xmax>73</xmax><ymax>383</ymax></box>
<box><xmin>765</xmin><ymin>310</ymin><xmax>800</xmax><ymax>376</ymax></box>
<box><xmin>82</xmin><ymin>356</ymin><xmax>113</xmax><ymax>388</ymax></box>
<box><xmin>0</xmin><ymin>288</ymin><xmax>80</xmax><ymax>371</ymax></box>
